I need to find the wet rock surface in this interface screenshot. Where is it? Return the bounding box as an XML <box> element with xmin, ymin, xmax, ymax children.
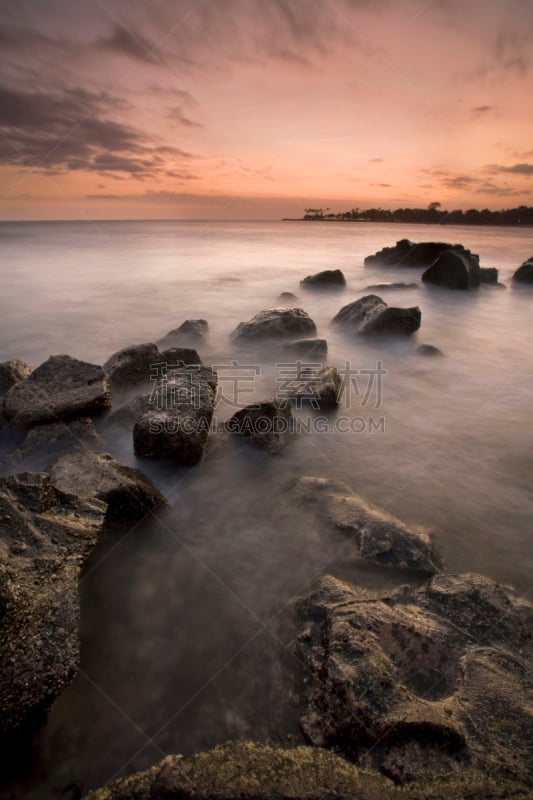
<box><xmin>422</xmin><ymin>250</ymin><xmax>481</xmax><ymax>290</ymax></box>
<box><xmin>226</xmin><ymin>399</ymin><xmax>294</xmax><ymax>454</ymax></box>
<box><xmin>296</xmin><ymin>572</ymin><xmax>533</xmax><ymax>789</ymax></box>
<box><xmin>103</xmin><ymin>343</ymin><xmax>162</xmax><ymax>391</ymax></box>
<box><xmin>0</xmin><ymin>471</ymin><xmax>106</xmax><ymax>740</ymax></box>
<box><xmin>332</xmin><ymin>295</ymin><xmax>421</xmax><ymax>336</ymax></box>
<box><xmin>301</xmin><ymin>269</ymin><xmax>346</xmax><ymax>289</ymax></box>
<box><xmin>293</xmin><ymin>477</ymin><xmax>438</xmax><ymax>573</ymax></box>
<box><xmin>133</xmin><ymin>365</ymin><xmax>217</xmax><ymax>464</ymax></box>
<box><xmin>3</xmin><ymin>355</ymin><xmax>111</xmax><ymax>429</ymax></box>
<box><xmin>231</xmin><ymin>308</ymin><xmax>317</xmax><ymax>342</ymax></box>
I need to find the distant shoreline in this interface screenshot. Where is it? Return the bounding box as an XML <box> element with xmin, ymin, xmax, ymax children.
<box><xmin>282</xmin><ymin>217</ymin><xmax>533</xmax><ymax>228</ymax></box>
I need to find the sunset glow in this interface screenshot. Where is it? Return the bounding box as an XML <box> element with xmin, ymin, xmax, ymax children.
<box><xmin>1</xmin><ymin>0</ymin><xmax>532</xmax><ymax>220</ymax></box>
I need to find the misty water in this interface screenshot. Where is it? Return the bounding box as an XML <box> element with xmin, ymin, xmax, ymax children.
<box><xmin>1</xmin><ymin>220</ymin><xmax>533</xmax><ymax>797</ymax></box>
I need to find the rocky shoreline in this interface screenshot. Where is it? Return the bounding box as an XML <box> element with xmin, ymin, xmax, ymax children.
<box><xmin>0</xmin><ymin>240</ymin><xmax>532</xmax><ymax>798</ymax></box>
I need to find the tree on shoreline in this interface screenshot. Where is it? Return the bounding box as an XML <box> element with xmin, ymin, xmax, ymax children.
<box><xmin>301</xmin><ymin>204</ymin><xmax>533</xmax><ymax>226</ymax></box>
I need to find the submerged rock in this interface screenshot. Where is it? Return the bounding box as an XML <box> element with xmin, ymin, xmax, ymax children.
<box><xmin>301</xmin><ymin>269</ymin><xmax>346</xmax><ymax>289</ymax></box>
<box><xmin>278</xmin><ymin>291</ymin><xmax>299</xmax><ymax>302</ymax></box>
<box><xmin>159</xmin><ymin>346</ymin><xmax>202</xmax><ymax>366</ymax></box>
<box><xmin>284</xmin><ymin>338</ymin><xmax>328</xmax><ymax>359</ymax></box>
<box><xmin>332</xmin><ymin>295</ymin><xmax>421</xmax><ymax>337</ymax></box>
<box><xmin>103</xmin><ymin>343</ymin><xmax>162</xmax><ymax>391</ymax></box>
<box><xmin>0</xmin><ymin>360</ymin><xmax>32</xmax><ymax>401</ymax></box>
<box><xmin>0</xmin><ymin>471</ymin><xmax>106</xmax><ymax>739</ymax></box>
<box><xmin>366</xmin><ymin>282</ymin><xmax>419</xmax><ymax>290</ymax></box>
<box><xmin>293</xmin><ymin>476</ymin><xmax>438</xmax><ymax>573</ymax></box>
<box><xmin>133</xmin><ymin>366</ymin><xmax>217</xmax><ymax>464</ymax></box>
<box><xmin>416</xmin><ymin>344</ymin><xmax>444</xmax><ymax>357</ymax></box>
<box><xmin>1</xmin><ymin>417</ymin><xmax>103</xmax><ymax>473</ymax></box>
<box><xmin>422</xmin><ymin>250</ymin><xmax>481</xmax><ymax>290</ymax></box>
<box><xmin>231</xmin><ymin>308</ymin><xmax>317</xmax><ymax>342</ymax></box>
<box><xmin>48</xmin><ymin>450</ymin><xmax>167</xmax><ymax>526</ymax></box>
<box><xmin>3</xmin><ymin>355</ymin><xmax>111</xmax><ymax>428</ymax></box>
<box><xmin>365</xmin><ymin>240</ymin><xmax>477</xmax><ymax>270</ymax></box>
<box><xmin>512</xmin><ymin>259</ymin><xmax>533</xmax><ymax>284</ymax></box>
<box><xmin>226</xmin><ymin>399</ymin><xmax>293</xmax><ymax>454</ymax></box>
<box><xmin>296</xmin><ymin>572</ymin><xmax>533</xmax><ymax>789</ymax></box>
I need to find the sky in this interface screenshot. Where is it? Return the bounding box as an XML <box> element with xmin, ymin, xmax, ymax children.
<box><xmin>0</xmin><ymin>0</ymin><xmax>532</xmax><ymax>220</ymax></box>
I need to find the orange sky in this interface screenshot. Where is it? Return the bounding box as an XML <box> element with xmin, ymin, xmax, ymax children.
<box><xmin>0</xmin><ymin>0</ymin><xmax>532</xmax><ymax>220</ymax></box>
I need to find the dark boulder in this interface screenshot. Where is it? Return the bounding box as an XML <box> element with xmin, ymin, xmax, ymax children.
<box><xmin>293</xmin><ymin>476</ymin><xmax>438</xmax><ymax>573</ymax></box>
<box><xmin>133</xmin><ymin>366</ymin><xmax>217</xmax><ymax>465</ymax></box>
<box><xmin>301</xmin><ymin>269</ymin><xmax>346</xmax><ymax>289</ymax></box>
<box><xmin>0</xmin><ymin>472</ymin><xmax>106</xmax><ymax>739</ymax></box>
<box><xmin>422</xmin><ymin>250</ymin><xmax>481</xmax><ymax>290</ymax></box>
<box><xmin>278</xmin><ymin>291</ymin><xmax>299</xmax><ymax>302</ymax></box>
<box><xmin>332</xmin><ymin>295</ymin><xmax>421</xmax><ymax>337</ymax></box>
<box><xmin>159</xmin><ymin>319</ymin><xmax>209</xmax><ymax>349</ymax></box>
<box><xmin>296</xmin><ymin>572</ymin><xmax>533</xmax><ymax>789</ymax></box>
<box><xmin>159</xmin><ymin>346</ymin><xmax>202</xmax><ymax>366</ymax></box>
<box><xmin>226</xmin><ymin>399</ymin><xmax>293</xmax><ymax>455</ymax></box>
<box><xmin>48</xmin><ymin>450</ymin><xmax>168</xmax><ymax>526</ymax></box>
<box><xmin>3</xmin><ymin>355</ymin><xmax>111</xmax><ymax>429</ymax></box>
<box><xmin>0</xmin><ymin>360</ymin><xmax>32</xmax><ymax>401</ymax></box>
<box><xmin>512</xmin><ymin>260</ymin><xmax>533</xmax><ymax>284</ymax></box>
<box><xmin>416</xmin><ymin>344</ymin><xmax>444</xmax><ymax>357</ymax></box>
<box><xmin>365</xmin><ymin>240</ymin><xmax>477</xmax><ymax>270</ymax></box>
<box><xmin>284</xmin><ymin>338</ymin><xmax>328</xmax><ymax>359</ymax></box>
<box><xmin>291</xmin><ymin>366</ymin><xmax>341</xmax><ymax>409</ymax></box>
<box><xmin>479</xmin><ymin>267</ymin><xmax>499</xmax><ymax>284</ymax></box>
<box><xmin>231</xmin><ymin>308</ymin><xmax>317</xmax><ymax>342</ymax></box>
<box><xmin>103</xmin><ymin>343</ymin><xmax>162</xmax><ymax>391</ymax></box>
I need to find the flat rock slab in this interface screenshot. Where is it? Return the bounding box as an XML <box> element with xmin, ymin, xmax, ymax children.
<box><xmin>226</xmin><ymin>399</ymin><xmax>294</xmax><ymax>454</ymax></box>
<box><xmin>3</xmin><ymin>355</ymin><xmax>111</xmax><ymax>428</ymax></box>
<box><xmin>48</xmin><ymin>450</ymin><xmax>168</xmax><ymax>526</ymax></box>
<box><xmin>231</xmin><ymin>308</ymin><xmax>317</xmax><ymax>342</ymax></box>
<box><xmin>134</xmin><ymin>366</ymin><xmax>217</xmax><ymax>464</ymax></box>
<box><xmin>332</xmin><ymin>295</ymin><xmax>421</xmax><ymax>337</ymax></box>
<box><xmin>296</xmin><ymin>572</ymin><xmax>533</xmax><ymax>788</ymax></box>
<box><xmin>0</xmin><ymin>472</ymin><xmax>106</xmax><ymax>739</ymax></box>
<box><xmin>103</xmin><ymin>343</ymin><xmax>162</xmax><ymax>391</ymax></box>
<box><xmin>293</xmin><ymin>476</ymin><xmax>439</xmax><ymax>573</ymax></box>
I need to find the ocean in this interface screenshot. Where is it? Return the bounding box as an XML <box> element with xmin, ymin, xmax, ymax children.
<box><xmin>1</xmin><ymin>219</ymin><xmax>532</xmax><ymax>796</ymax></box>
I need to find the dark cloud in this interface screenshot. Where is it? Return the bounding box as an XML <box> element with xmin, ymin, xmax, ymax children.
<box><xmin>440</xmin><ymin>175</ymin><xmax>477</xmax><ymax>189</ymax></box>
<box><xmin>97</xmin><ymin>24</ymin><xmax>162</xmax><ymax>65</ymax></box>
<box><xmin>168</xmin><ymin>106</ymin><xmax>203</xmax><ymax>128</ymax></box>
<box><xmin>487</xmin><ymin>163</ymin><xmax>533</xmax><ymax>176</ymax></box>
<box><xmin>470</xmin><ymin>105</ymin><xmax>495</xmax><ymax>116</ymax></box>
<box><xmin>0</xmin><ymin>84</ymin><xmax>194</xmax><ymax>178</ymax></box>
<box><xmin>475</xmin><ymin>181</ymin><xmax>525</xmax><ymax>197</ymax></box>
<box><xmin>370</xmin><ymin>182</ymin><xmax>392</xmax><ymax>187</ymax></box>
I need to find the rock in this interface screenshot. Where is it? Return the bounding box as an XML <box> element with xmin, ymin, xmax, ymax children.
<box><xmin>159</xmin><ymin>319</ymin><xmax>209</xmax><ymax>348</ymax></box>
<box><xmin>296</xmin><ymin>572</ymin><xmax>533</xmax><ymax>789</ymax></box>
<box><xmin>0</xmin><ymin>360</ymin><xmax>32</xmax><ymax>401</ymax></box>
<box><xmin>103</xmin><ymin>343</ymin><xmax>162</xmax><ymax>391</ymax></box>
<box><xmin>332</xmin><ymin>295</ymin><xmax>421</xmax><ymax>337</ymax></box>
<box><xmin>0</xmin><ymin>471</ymin><xmax>106</xmax><ymax>739</ymax></box>
<box><xmin>159</xmin><ymin>346</ymin><xmax>202</xmax><ymax>366</ymax></box>
<box><xmin>416</xmin><ymin>344</ymin><xmax>444</xmax><ymax>357</ymax></box>
<box><xmin>301</xmin><ymin>269</ymin><xmax>346</xmax><ymax>289</ymax></box>
<box><xmin>231</xmin><ymin>308</ymin><xmax>317</xmax><ymax>342</ymax></box>
<box><xmin>365</xmin><ymin>240</ymin><xmax>477</xmax><ymax>270</ymax></box>
<box><xmin>512</xmin><ymin>260</ymin><xmax>533</xmax><ymax>284</ymax></box>
<box><xmin>284</xmin><ymin>338</ymin><xmax>328</xmax><ymax>359</ymax></box>
<box><xmin>48</xmin><ymin>450</ymin><xmax>167</xmax><ymax>526</ymax></box>
<box><xmin>291</xmin><ymin>366</ymin><xmax>342</xmax><ymax>409</ymax></box>
<box><xmin>293</xmin><ymin>476</ymin><xmax>438</xmax><ymax>573</ymax></box>
<box><xmin>479</xmin><ymin>267</ymin><xmax>499</xmax><ymax>284</ymax></box>
<box><xmin>422</xmin><ymin>251</ymin><xmax>481</xmax><ymax>290</ymax></box>
<box><xmin>106</xmin><ymin>394</ymin><xmax>152</xmax><ymax>429</ymax></box>
<box><xmin>1</xmin><ymin>417</ymin><xmax>104</xmax><ymax>473</ymax></box>
<box><xmin>3</xmin><ymin>355</ymin><xmax>111</xmax><ymax>429</ymax></box>
<box><xmin>85</xmin><ymin>740</ymin><xmax>391</xmax><ymax>800</ymax></box>
<box><xmin>366</xmin><ymin>282</ymin><xmax>419</xmax><ymax>290</ymax></box>
<box><xmin>133</xmin><ymin>366</ymin><xmax>217</xmax><ymax>465</ymax></box>
<box><xmin>226</xmin><ymin>399</ymin><xmax>293</xmax><ymax>455</ymax></box>
<box><xmin>278</xmin><ymin>291</ymin><xmax>299</xmax><ymax>301</ymax></box>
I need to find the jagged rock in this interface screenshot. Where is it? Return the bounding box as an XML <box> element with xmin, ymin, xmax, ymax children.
<box><xmin>279</xmin><ymin>291</ymin><xmax>299</xmax><ymax>301</ymax></box>
<box><xmin>301</xmin><ymin>269</ymin><xmax>346</xmax><ymax>289</ymax></box>
<box><xmin>3</xmin><ymin>355</ymin><xmax>110</xmax><ymax>429</ymax></box>
<box><xmin>0</xmin><ymin>360</ymin><xmax>32</xmax><ymax>401</ymax></box>
<box><xmin>422</xmin><ymin>251</ymin><xmax>481</xmax><ymax>290</ymax></box>
<box><xmin>103</xmin><ymin>343</ymin><xmax>162</xmax><ymax>390</ymax></box>
<box><xmin>366</xmin><ymin>282</ymin><xmax>419</xmax><ymax>290</ymax></box>
<box><xmin>48</xmin><ymin>450</ymin><xmax>167</xmax><ymax>526</ymax></box>
<box><xmin>293</xmin><ymin>476</ymin><xmax>438</xmax><ymax>573</ymax></box>
<box><xmin>364</xmin><ymin>240</ymin><xmax>477</xmax><ymax>269</ymax></box>
<box><xmin>291</xmin><ymin>366</ymin><xmax>341</xmax><ymax>408</ymax></box>
<box><xmin>231</xmin><ymin>308</ymin><xmax>317</xmax><ymax>342</ymax></box>
<box><xmin>416</xmin><ymin>344</ymin><xmax>444</xmax><ymax>357</ymax></box>
<box><xmin>512</xmin><ymin>260</ymin><xmax>533</xmax><ymax>284</ymax></box>
<box><xmin>332</xmin><ymin>295</ymin><xmax>421</xmax><ymax>337</ymax></box>
<box><xmin>479</xmin><ymin>267</ymin><xmax>499</xmax><ymax>284</ymax></box>
<box><xmin>284</xmin><ymin>338</ymin><xmax>328</xmax><ymax>359</ymax></box>
<box><xmin>226</xmin><ymin>399</ymin><xmax>293</xmax><ymax>455</ymax></box>
<box><xmin>0</xmin><ymin>472</ymin><xmax>106</xmax><ymax>739</ymax></box>
<box><xmin>159</xmin><ymin>346</ymin><xmax>202</xmax><ymax>366</ymax></box>
<box><xmin>296</xmin><ymin>572</ymin><xmax>533</xmax><ymax>789</ymax></box>
<box><xmin>133</xmin><ymin>366</ymin><xmax>217</xmax><ymax>465</ymax></box>
<box><xmin>1</xmin><ymin>417</ymin><xmax>103</xmax><ymax>473</ymax></box>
